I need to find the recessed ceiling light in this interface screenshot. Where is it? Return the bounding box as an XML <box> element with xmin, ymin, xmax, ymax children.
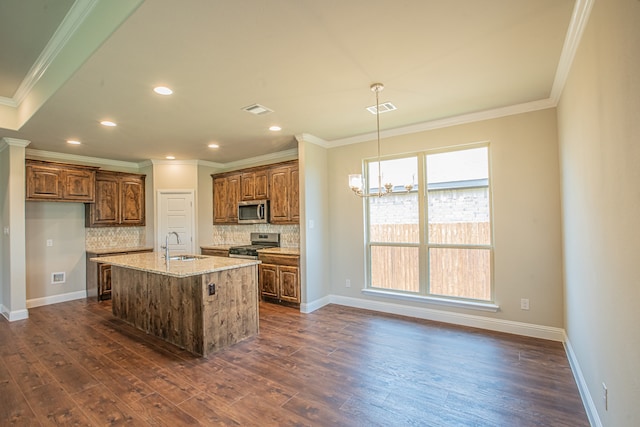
<box><xmin>67</xmin><ymin>140</ymin><xmax>81</xmax><ymax>145</ymax></box>
<box><xmin>166</xmin><ymin>155</ymin><xmax>175</xmax><ymax>160</ymax></box>
<box><xmin>100</xmin><ymin>120</ymin><xmax>117</xmax><ymax>127</ymax></box>
<box><xmin>208</xmin><ymin>143</ymin><xmax>219</xmax><ymax>148</ymax></box>
<box><xmin>154</xmin><ymin>86</ymin><xmax>173</xmax><ymax>95</ymax></box>
<box><xmin>269</xmin><ymin>125</ymin><xmax>282</xmax><ymax>132</ymax></box>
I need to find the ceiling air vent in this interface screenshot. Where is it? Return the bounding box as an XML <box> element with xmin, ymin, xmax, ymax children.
<box><xmin>242</xmin><ymin>103</ymin><xmax>273</xmax><ymax>115</ymax></box>
<box><xmin>367</xmin><ymin>102</ymin><xmax>397</xmax><ymax>114</ymax></box>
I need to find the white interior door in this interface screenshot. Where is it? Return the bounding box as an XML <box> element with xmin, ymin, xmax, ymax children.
<box><xmin>158</xmin><ymin>191</ymin><xmax>195</xmax><ymax>254</ymax></box>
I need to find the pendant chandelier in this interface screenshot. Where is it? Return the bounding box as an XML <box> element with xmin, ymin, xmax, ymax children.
<box><xmin>348</xmin><ymin>83</ymin><xmax>413</xmax><ymax>197</ymax></box>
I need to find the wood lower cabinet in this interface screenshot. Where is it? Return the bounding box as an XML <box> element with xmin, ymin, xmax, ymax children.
<box><xmin>258</xmin><ymin>252</ymin><xmax>300</xmax><ymax>304</ymax></box>
<box><xmin>85</xmin><ymin>171</ymin><xmax>145</xmax><ymax>227</ymax></box>
<box><xmin>86</xmin><ymin>248</ymin><xmax>153</xmax><ymax>300</ymax></box>
<box><xmin>213</xmin><ymin>173</ymin><xmax>240</xmax><ymax>224</ymax></box>
<box><xmin>26</xmin><ymin>160</ymin><xmax>98</xmax><ymax>202</ymax></box>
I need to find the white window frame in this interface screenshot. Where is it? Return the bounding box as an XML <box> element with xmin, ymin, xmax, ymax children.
<box><xmin>363</xmin><ymin>143</ymin><xmax>498</xmax><ymax>312</ymax></box>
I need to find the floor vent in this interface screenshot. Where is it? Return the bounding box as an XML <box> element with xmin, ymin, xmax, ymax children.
<box><xmin>51</xmin><ymin>272</ymin><xmax>66</xmax><ymax>284</ymax></box>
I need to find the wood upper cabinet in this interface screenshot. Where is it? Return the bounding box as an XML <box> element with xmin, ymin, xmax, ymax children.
<box><xmin>213</xmin><ymin>173</ymin><xmax>240</xmax><ymax>224</ymax></box>
<box><xmin>212</xmin><ymin>159</ymin><xmax>298</xmax><ymax>224</ymax></box>
<box><xmin>26</xmin><ymin>160</ymin><xmax>97</xmax><ymax>202</ymax></box>
<box><xmin>269</xmin><ymin>161</ymin><xmax>299</xmax><ymax>224</ymax></box>
<box><xmin>241</xmin><ymin>169</ymin><xmax>268</xmax><ymax>201</ymax></box>
<box><xmin>85</xmin><ymin>171</ymin><xmax>145</xmax><ymax>227</ymax></box>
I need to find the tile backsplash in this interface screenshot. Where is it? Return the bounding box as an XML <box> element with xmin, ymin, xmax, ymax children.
<box><xmin>85</xmin><ymin>227</ymin><xmax>147</xmax><ymax>250</ymax></box>
<box><xmin>211</xmin><ymin>224</ymin><xmax>300</xmax><ymax>248</ymax></box>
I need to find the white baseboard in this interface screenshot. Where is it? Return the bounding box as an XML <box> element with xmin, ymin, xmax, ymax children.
<box><xmin>27</xmin><ymin>290</ymin><xmax>87</xmax><ymax>309</ymax></box>
<box><xmin>564</xmin><ymin>336</ymin><xmax>602</xmax><ymax>427</ymax></box>
<box><xmin>300</xmin><ymin>295</ymin><xmax>331</xmax><ymax>313</ymax></box>
<box><xmin>304</xmin><ymin>294</ymin><xmax>565</xmax><ymax>342</ymax></box>
<box><xmin>1</xmin><ymin>304</ymin><xmax>29</xmax><ymax>322</ymax></box>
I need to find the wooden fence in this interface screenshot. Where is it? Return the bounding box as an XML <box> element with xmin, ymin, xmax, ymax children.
<box><xmin>370</xmin><ymin>223</ymin><xmax>491</xmax><ymax>300</ymax></box>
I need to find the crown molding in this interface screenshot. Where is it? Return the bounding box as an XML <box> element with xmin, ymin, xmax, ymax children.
<box><xmin>295</xmin><ymin>133</ymin><xmax>329</xmax><ymax>148</ymax></box>
<box><xmin>550</xmin><ymin>0</ymin><xmax>595</xmax><ymax>102</ymax></box>
<box><xmin>25</xmin><ymin>148</ymin><xmax>140</xmax><ymax>169</ymax></box>
<box><xmin>327</xmin><ymin>98</ymin><xmax>557</xmax><ymax>148</ymax></box>
<box><xmin>1</xmin><ymin>137</ymin><xmax>31</xmax><ymax>149</ymax></box>
<box><xmin>197</xmin><ymin>159</ymin><xmax>227</xmax><ymax>169</ymax></box>
<box><xmin>217</xmin><ymin>148</ymin><xmax>299</xmax><ymax>171</ymax></box>
<box><xmin>150</xmin><ymin>159</ymin><xmax>199</xmax><ymax>166</ymax></box>
<box><xmin>0</xmin><ymin>0</ymin><xmax>100</xmax><ymax>108</ymax></box>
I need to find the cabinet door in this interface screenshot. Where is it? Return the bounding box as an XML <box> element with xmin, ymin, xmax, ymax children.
<box><xmin>290</xmin><ymin>166</ymin><xmax>299</xmax><ymax>222</ymax></box>
<box><xmin>63</xmin><ymin>169</ymin><xmax>95</xmax><ymax>202</ymax></box>
<box><xmin>259</xmin><ymin>264</ymin><xmax>279</xmax><ymax>298</ymax></box>
<box><xmin>279</xmin><ymin>265</ymin><xmax>300</xmax><ymax>303</ymax></box>
<box><xmin>213</xmin><ymin>177</ymin><xmax>228</xmax><ymax>223</ymax></box>
<box><xmin>99</xmin><ymin>263</ymin><xmax>112</xmax><ymax>301</ymax></box>
<box><xmin>255</xmin><ymin>170</ymin><xmax>269</xmax><ymax>199</ymax></box>
<box><xmin>92</xmin><ymin>175</ymin><xmax>120</xmax><ymax>225</ymax></box>
<box><xmin>269</xmin><ymin>167</ymin><xmax>290</xmax><ymax>222</ymax></box>
<box><xmin>26</xmin><ymin>164</ymin><xmax>63</xmax><ymax>200</ymax></box>
<box><xmin>241</xmin><ymin>172</ymin><xmax>255</xmax><ymax>201</ymax></box>
<box><xmin>226</xmin><ymin>174</ymin><xmax>241</xmax><ymax>222</ymax></box>
<box><xmin>120</xmin><ymin>177</ymin><xmax>145</xmax><ymax>225</ymax></box>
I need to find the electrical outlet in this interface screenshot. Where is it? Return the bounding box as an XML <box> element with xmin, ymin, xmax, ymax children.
<box><xmin>46</xmin><ymin>239</ymin><xmax>53</xmax><ymax>247</ymax></box>
<box><xmin>346</xmin><ymin>279</ymin><xmax>351</xmax><ymax>288</ymax></box>
<box><xmin>3</xmin><ymin>226</ymin><xmax>8</xmax><ymax>235</ymax></box>
<box><xmin>520</xmin><ymin>298</ymin><xmax>530</xmax><ymax>310</ymax></box>
<box><xmin>208</xmin><ymin>283</ymin><xmax>216</xmax><ymax>295</ymax></box>
<box><xmin>602</xmin><ymin>382</ymin><xmax>608</xmax><ymax>410</ymax></box>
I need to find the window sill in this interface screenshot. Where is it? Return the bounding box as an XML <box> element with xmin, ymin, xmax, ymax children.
<box><xmin>361</xmin><ymin>288</ymin><xmax>500</xmax><ymax>312</ymax></box>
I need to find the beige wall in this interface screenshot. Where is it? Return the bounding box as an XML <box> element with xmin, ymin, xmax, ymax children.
<box><xmin>557</xmin><ymin>0</ymin><xmax>640</xmax><ymax>424</ymax></box>
<box><xmin>0</xmin><ymin>140</ymin><xmax>29</xmax><ymax>320</ymax></box>
<box><xmin>22</xmin><ymin>155</ymin><xmax>146</xmax><ymax>304</ymax></box>
<box><xmin>298</xmin><ymin>137</ymin><xmax>331</xmax><ymax>305</ymax></box>
<box><xmin>0</xmin><ymin>145</ymin><xmax>8</xmax><ymax>310</ymax></box>
<box><xmin>327</xmin><ymin>108</ymin><xmax>564</xmax><ymax>327</ymax></box>
<box><xmin>25</xmin><ymin>202</ymin><xmax>86</xmax><ymax>300</ymax></box>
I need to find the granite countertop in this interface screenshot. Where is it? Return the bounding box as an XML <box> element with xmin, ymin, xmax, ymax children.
<box><xmin>257</xmin><ymin>247</ymin><xmax>300</xmax><ymax>256</ymax></box>
<box><xmin>86</xmin><ymin>246</ymin><xmax>154</xmax><ymax>255</ymax></box>
<box><xmin>90</xmin><ymin>252</ymin><xmax>260</xmax><ymax>278</ymax></box>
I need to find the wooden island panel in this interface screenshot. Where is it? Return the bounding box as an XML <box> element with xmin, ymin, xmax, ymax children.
<box><xmin>111</xmin><ymin>264</ymin><xmax>258</xmax><ymax>356</ymax></box>
<box><xmin>201</xmin><ymin>266</ymin><xmax>259</xmax><ymax>355</ymax></box>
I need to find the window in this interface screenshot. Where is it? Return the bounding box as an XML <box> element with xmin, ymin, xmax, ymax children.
<box><xmin>366</xmin><ymin>145</ymin><xmax>492</xmax><ymax>302</ymax></box>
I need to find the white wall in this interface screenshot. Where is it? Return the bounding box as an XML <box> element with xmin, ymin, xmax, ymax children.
<box><xmin>557</xmin><ymin>0</ymin><xmax>640</xmax><ymax>424</ymax></box>
<box><xmin>327</xmin><ymin>109</ymin><xmax>564</xmax><ymax>327</ymax></box>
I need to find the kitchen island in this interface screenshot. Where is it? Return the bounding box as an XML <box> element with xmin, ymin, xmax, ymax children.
<box><xmin>91</xmin><ymin>252</ymin><xmax>260</xmax><ymax>356</ymax></box>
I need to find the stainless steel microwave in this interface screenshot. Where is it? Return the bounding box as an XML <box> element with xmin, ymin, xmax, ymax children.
<box><xmin>238</xmin><ymin>200</ymin><xmax>269</xmax><ymax>224</ymax></box>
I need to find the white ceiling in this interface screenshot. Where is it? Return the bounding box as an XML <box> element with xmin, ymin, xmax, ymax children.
<box><xmin>0</xmin><ymin>0</ymin><xmax>582</xmax><ymax>165</ymax></box>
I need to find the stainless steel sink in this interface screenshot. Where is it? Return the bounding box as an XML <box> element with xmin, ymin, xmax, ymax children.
<box><xmin>168</xmin><ymin>255</ymin><xmax>207</xmax><ymax>261</ymax></box>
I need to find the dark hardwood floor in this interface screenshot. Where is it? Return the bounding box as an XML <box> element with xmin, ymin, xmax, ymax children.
<box><xmin>0</xmin><ymin>299</ymin><xmax>589</xmax><ymax>426</ymax></box>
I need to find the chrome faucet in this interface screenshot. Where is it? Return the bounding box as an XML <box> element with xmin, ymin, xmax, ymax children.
<box><xmin>164</xmin><ymin>231</ymin><xmax>181</xmax><ymax>261</ymax></box>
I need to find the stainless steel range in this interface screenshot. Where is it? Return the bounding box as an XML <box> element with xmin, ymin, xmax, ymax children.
<box><xmin>228</xmin><ymin>232</ymin><xmax>280</xmax><ymax>259</ymax></box>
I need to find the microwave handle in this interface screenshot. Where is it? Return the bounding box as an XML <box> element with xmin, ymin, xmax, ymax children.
<box><xmin>257</xmin><ymin>204</ymin><xmax>264</xmax><ymax>219</ymax></box>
